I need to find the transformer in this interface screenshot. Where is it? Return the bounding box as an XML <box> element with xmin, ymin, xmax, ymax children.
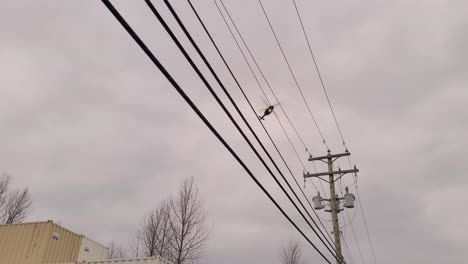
<box><xmin>312</xmin><ymin>192</ymin><xmax>325</xmax><ymax>210</ymax></box>
<box><xmin>343</xmin><ymin>193</ymin><xmax>355</xmax><ymax>208</ymax></box>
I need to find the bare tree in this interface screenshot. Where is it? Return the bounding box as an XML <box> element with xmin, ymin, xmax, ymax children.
<box><xmin>0</xmin><ymin>173</ymin><xmax>32</xmax><ymax>224</ymax></box>
<box><xmin>280</xmin><ymin>239</ymin><xmax>304</xmax><ymax>264</ymax></box>
<box><xmin>108</xmin><ymin>241</ymin><xmax>127</xmax><ymax>259</ymax></box>
<box><xmin>128</xmin><ymin>235</ymin><xmax>142</xmax><ymax>258</ymax></box>
<box><xmin>138</xmin><ymin>199</ymin><xmax>173</xmax><ymax>258</ymax></box>
<box><xmin>0</xmin><ymin>175</ymin><xmax>11</xmax><ymax>210</ymax></box>
<box><xmin>137</xmin><ymin>177</ymin><xmax>209</xmax><ymax>264</ymax></box>
<box><xmin>167</xmin><ymin>177</ymin><xmax>210</xmax><ymax>264</ymax></box>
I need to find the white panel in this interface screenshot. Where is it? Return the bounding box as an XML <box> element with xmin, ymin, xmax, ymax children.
<box><xmin>77</xmin><ymin>236</ymin><xmax>109</xmax><ymax>262</ymax></box>
<box><xmin>54</xmin><ymin>256</ymin><xmax>172</xmax><ymax>264</ymax></box>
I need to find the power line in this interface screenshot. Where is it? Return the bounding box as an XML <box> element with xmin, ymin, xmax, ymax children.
<box><xmin>346</xmin><ymin>157</ymin><xmax>377</xmax><ymax>264</ymax></box>
<box><xmin>289</xmin><ymin>1</ymin><xmax>378</xmax><ymax>262</ymax></box>
<box><xmin>295</xmin><ymin>0</ymin><xmax>379</xmax><ymax>259</ymax></box>
<box><xmin>337</xmin><ymin>179</ymin><xmax>358</xmax><ymax>230</ymax></box>
<box><xmin>340</xmin><ymin>202</ymin><xmax>358</xmax><ymax>230</ymax></box>
<box><xmin>294</xmin><ymin>0</ymin><xmax>376</xmax><ymax>251</ymax></box>
<box><xmin>340</xmin><ymin>217</ymin><xmax>354</xmax><ymax>264</ymax></box>
<box><xmin>270</xmin><ymin>110</ymin><xmax>326</xmax><ymax>199</ymax></box>
<box><xmin>213</xmin><ymin>0</ymin><xmax>328</xmax><ymax>198</ymax></box>
<box><xmin>340</xmin><ymin>178</ymin><xmax>365</xmax><ymax>264</ymax></box>
<box><xmin>189</xmin><ymin>0</ymin><xmax>273</xmax><ymax>107</ymax></box>
<box><xmin>296</xmin><ymin>0</ymin><xmax>381</xmax><ymax>257</ymax></box>
<box><xmin>290</xmin><ymin>0</ymin><xmax>348</xmax><ymax>151</ymax></box>
<box><xmin>290</xmin><ymin>5</ymin><xmax>375</xmax><ymax>255</ymax></box>
<box><xmin>337</xmin><ymin>172</ymin><xmax>365</xmax><ymax>264</ymax></box>
<box><xmin>212</xmin><ymin>0</ymin><xmax>334</xmax><ymax>236</ymax></box>
<box><xmin>271</xmin><ymin>111</ymin><xmax>327</xmax><ymax>217</ymax></box>
<box><xmin>341</xmin><ymin>232</ymin><xmax>354</xmax><ymax>264</ymax></box>
<box><xmin>272</xmin><ymin>112</ymin><xmax>307</xmax><ymax>170</ymax></box>
<box><xmin>207</xmin><ymin>0</ymin><xmax>334</xmax><ymax>245</ymax></box>
<box><xmin>355</xmin><ymin>184</ymin><xmax>377</xmax><ymax>264</ymax></box>
<box><xmin>254</xmin><ymin>0</ymin><xmax>329</xmax><ymax>151</ymax></box>
<box><xmin>146</xmin><ymin>0</ymin><xmax>343</xmax><ymax>262</ymax></box>
<box><xmin>346</xmin><ymin>209</ymin><xmax>366</xmax><ymax>264</ymax></box>
<box><xmin>215</xmin><ymin>0</ymin><xmax>312</xmax><ymax>158</ymax></box>
<box><xmin>99</xmin><ymin>1</ymin><xmax>334</xmax><ymax>263</ymax></box>
<box><xmin>168</xmin><ymin>0</ymin><xmax>341</xmax><ymax>259</ymax></box>
<box><xmin>216</xmin><ymin>0</ymin><xmax>330</xmax><ymax>204</ymax></box>
<box><xmin>221</xmin><ymin>3</ymin><xmax>371</xmax><ymax>264</ymax></box>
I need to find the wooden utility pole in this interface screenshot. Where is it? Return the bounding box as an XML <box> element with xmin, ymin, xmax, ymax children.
<box><xmin>304</xmin><ymin>150</ymin><xmax>358</xmax><ymax>264</ymax></box>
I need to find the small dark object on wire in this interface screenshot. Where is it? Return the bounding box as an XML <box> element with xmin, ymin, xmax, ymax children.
<box><xmin>258</xmin><ymin>105</ymin><xmax>275</xmax><ymax>120</ymax></box>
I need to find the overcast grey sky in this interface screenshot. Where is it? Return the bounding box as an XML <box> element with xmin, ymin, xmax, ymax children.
<box><xmin>1</xmin><ymin>0</ymin><xmax>467</xmax><ymax>263</ymax></box>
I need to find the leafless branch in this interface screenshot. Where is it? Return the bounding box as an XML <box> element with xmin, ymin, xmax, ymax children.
<box><xmin>137</xmin><ymin>177</ymin><xmax>209</xmax><ymax>264</ymax></box>
<box><xmin>108</xmin><ymin>240</ymin><xmax>127</xmax><ymax>259</ymax></box>
<box><xmin>168</xmin><ymin>177</ymin><xmax>210</xmax><ymax>264</ymax></box>
<box><xmin>128</xmin><ymin>235</ymin><xmax>142</xmax><ymax>258</ymax></box>
<box><xmin>280</xmin><ymin>239</ymin><xmax>304</xmax><ymax>264</ymax></box>
<box><xmin>0</xmin><ymin>172</ymin><xmax>32</xmax><ymax>224</ymax></box>
<box><xmin>0</xmin><ymin>174</ymin><xmax>11</xmax><ymax>210</ymax></box>
<box><xmin>138</xmin><ymin>199</ymin><xmax>173</xmax><ymax>259</ymax></box>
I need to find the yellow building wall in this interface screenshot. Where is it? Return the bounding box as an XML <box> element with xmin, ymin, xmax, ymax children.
<box><xmin>0</xmin><ymin>221</ymin><xmax>82</xmax><ymax>264</ymax></box>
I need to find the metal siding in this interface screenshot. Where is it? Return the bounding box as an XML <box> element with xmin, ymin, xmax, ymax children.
<box><xmin>53</xmin><ymin>256</ymin><xmax>172</xmax><ymax>264</ymax></box>
<box><xmin>0</xmin><ymin>221</ymin><xmax>93</xmax><ymax>264</ymax></box>
<box><xmin>87</xmin><ymin>256</ymin><xmax>170</xmax><ymax>264</ymax></box>
<box><xmin>32</xmin><ymin>221</ymin><xmax>53</xmax><ymax>264</ymax></box>
<box><xmin>0</xmin><ymin>221</ymin><xmax>53</xmax><ymax>264</ymax></box>
<box><xmin>43</xmin><ymin>223</ymin><xmax>81</xmax><ymax>263</ymax></box>
<box><xmin>77</xmin><ymin>236</ymin><xmax>109</xmax><ymax>262</ymax></box>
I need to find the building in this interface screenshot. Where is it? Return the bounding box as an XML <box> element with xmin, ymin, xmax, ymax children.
<box><xmin>0</xmin><ymin>220</ymin><xmax>108</xmax><ymax>264</ymax></box>
<box><xmin>55</xmin><ymin>256</ymin><xmax>173</xmax><ymax>264</ymax></box>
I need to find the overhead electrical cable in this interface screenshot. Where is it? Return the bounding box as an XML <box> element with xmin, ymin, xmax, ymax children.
<box><xmin>347</xmin><ymin>209</ymin><xmax>366</xmax><ymax>264</ymax></box>
<box><xmin>354</xmin><ymin>183</ymin><xmax>377</xmax><ymax>264</ymax></box>
<box><xmin>346</xmin><ymin>157</ymin><xmax>377</xmax><ymax>264</ymax></box>
<box><xmin>186</xmin><ymin>0</ymin><xmax>331</xmax><ymax>235</ymax></box>
<box><xmin>337</xmin><ymin>179</ymin><xmax>358</xmax><ymax>229</ymax></box>
<box><xmin>341</xmin><ymin>233</ymin><xmax>354</xmax><ymax>264</ymax></box>
<box><xmin>271</xmin><ymin>110</ymin><xmax>325</xmax><ymax>198</ymax></box>
<box><xmin>272</xmin><ymin>112</ymin><xmax>307</xmax><ymax>170</ymax></box>
<box><xmin>157</xmin><ymin>0</ymin><xmax>342</xmax><ymax>261</ymax></box>
<box><xmin>263</xmin><ymin>0</ymin><xmax>377</xmax><ymax>262</ymax></box>
<box><xmin>225</xmin><ymin>2</ymin><xmax>371</xmax><ymax>263</ymax></box>
<box><xmin>213</xmin><ymin>0</ymin><xmax>327</xmax><ymax>199</ymax></box>
<box><xmin>290</xmin><ymin>0</ymin><xmax>348</xmax><ymax>150</ymax></box>
<box><xmin>340</xmin><ymin>201</ymin><xmax>358</xmax><ymax>229</ymax></box>
<box><xmin>337</xmin><ymin>172</ymin><xmax>365</xmax><ymax>264</ymax></box>
<box><xmin>216</xmin><ymin>0</ymin><xmax>313</xmax><ymax>157</ymax></box>
<box><xmin>292</xmin><ymin>0</ymin><xmax>378</xmax><ymax>261</ymax></box>
<box><xmin>144</xmin><ymin>0</ymin><xmax>343</xmax><ymax>262</ymax></box>
<box><xmin>340</xmin><ymin>213</ymin><xmax>354</xmax><ymax>264</ymax></box>
<box><xmin>99</xmin><ymin>1</ymin><xmax>334</xmax><ymax>263</ymax></box>
<box><xmin>208</xmin><ymin>0</ymin><xmax>332</xmax><ymax>230</ymax></box>
<box><xmin>254</xmin><ymin>0</ymin><xmax>329</xmax><ymax>150</ymax></box>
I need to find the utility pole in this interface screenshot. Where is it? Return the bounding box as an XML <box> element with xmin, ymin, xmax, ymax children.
<box><xmin>304</xmin><ymin>150</ymin><xmax>358</xmax><ymax>264</ymax></box>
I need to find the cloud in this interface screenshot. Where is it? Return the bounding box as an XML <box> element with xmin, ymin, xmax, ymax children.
<box><xmin>1</xmin><ymin>0</ymin><xmax>467</xmax><ymax>264</ymax></box>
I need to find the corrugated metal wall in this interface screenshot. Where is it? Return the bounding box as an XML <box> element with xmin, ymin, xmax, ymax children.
<box><xmin>43</xmin><ymin>222</ymin><xmax>82</xmax><ymax>263</ymax></box>
<box><xmin>0</xmin><ymin>220</ymin><xmax>81</xmax><ymax>264</ymax></box>
<box><xmin>0</xmin><ymin>220</ymin><xmax>37</xmax><ymax>263</ymax></box>
<box><xmin>54</xmin><ymin>256</ymin><xmax>172</xmax><ymax>264</ymax></box>
<box><xmin>88</xmin><ymin>256</ymin><xmax>170</xmax><ymax>264</ymax></box>
<box><xmin>77</xmin><ymin>236</ymin><xmax>109</xmax><ymax>262</ymax></box>
<box><xmin>0</xmin><ymin>221</ymin><xmax>107</xmax><ymax>264</ymax></box>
